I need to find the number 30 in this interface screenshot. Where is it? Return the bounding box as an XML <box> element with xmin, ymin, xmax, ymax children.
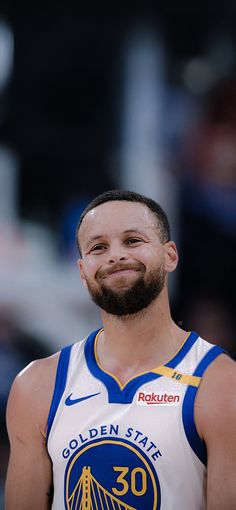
<box><xmin>112</xmin><ymin>466</ymin><xmax>147</xmax><ymax>496</ymax></box>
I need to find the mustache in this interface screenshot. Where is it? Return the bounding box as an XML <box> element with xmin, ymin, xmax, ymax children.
<box><xmin>96</xmin><ymin>262</ymin><xmax>145</xmax><ymax>280</ymax></box>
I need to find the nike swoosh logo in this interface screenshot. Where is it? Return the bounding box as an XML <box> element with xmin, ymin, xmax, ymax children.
<box><xmin>65</xmin><ymin>392</ymin><xmax>100</xmax><ymax>406</ymax></box>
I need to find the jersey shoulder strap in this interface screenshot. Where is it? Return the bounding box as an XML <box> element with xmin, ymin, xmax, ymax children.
<box><xmin>182</xmin><ymin>344</ymin><xmax>225</xmax><ymax>465</ymax></box>
<box><xmin>47</xmin><ymin>344</ymin><xmax>73</xmax><ymax>441</ymax></box>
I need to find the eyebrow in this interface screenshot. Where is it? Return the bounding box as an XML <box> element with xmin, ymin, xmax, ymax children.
<box><xmin>123</xmin><ymin>229</ymin><xmax>147</xmax><ymax>235</ymax></box>
<box><xmin>82</xmin><ymin>235</ymin><xmax>102</xmax><ymax>251</ymax></box>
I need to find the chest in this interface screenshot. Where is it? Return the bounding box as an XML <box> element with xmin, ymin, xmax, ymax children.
<box><xmin>47</xmin><ymin>335</ymin><xmax>210</xmax><ymax>510</ymax></box>
<box><xmin>49</xmin><ymin>365</ymin><xmax>192</xmax><ymax>468</ymax></box>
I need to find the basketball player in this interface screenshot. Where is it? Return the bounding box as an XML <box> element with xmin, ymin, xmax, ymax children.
<box><xmin>5</xmin><ymin>190</ymin><xmax>236</xmax><ymax>509</ymax></box>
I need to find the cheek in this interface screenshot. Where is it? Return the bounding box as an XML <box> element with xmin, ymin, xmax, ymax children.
<box><xmin>81</xmin><ymin>257</ymin><xmax>100</xmax><ymax>280</ymax></box>
<box><xmin>138</xmin><ymin>246</ymin><xmax>163</xmax><ymax>265</ymax></box>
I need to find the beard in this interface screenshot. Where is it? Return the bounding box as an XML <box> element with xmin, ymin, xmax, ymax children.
<box><xmin>85</xmin><ymin>265</ymin><xmax>166</xmax><ymax>316</ymax></box>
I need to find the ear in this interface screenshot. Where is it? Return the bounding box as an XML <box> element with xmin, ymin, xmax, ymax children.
<box><xmin>164</xmin><ymin>241</ymin><xmax>178</xmax><ymax>273</ymax></box>
<box><xmin>77</xmin><ymin>259</ymin><xmax>88</xmax><ymax>289</ymax></box>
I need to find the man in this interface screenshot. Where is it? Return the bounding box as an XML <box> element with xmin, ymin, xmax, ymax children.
<box><xmin>5</xmin><ymin>190</ymin><xmax>236</xmax><ymax>509</ymax></box>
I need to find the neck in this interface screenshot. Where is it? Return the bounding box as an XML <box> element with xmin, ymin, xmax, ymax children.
<box><xmin>97</xmin><ymin>288</ymin><xmax>187</xmax><ymax>381</ymax></box>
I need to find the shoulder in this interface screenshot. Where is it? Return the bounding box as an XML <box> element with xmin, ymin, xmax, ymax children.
<box><xmin>10</xmin><ymin>351</ymin><xmax>60</xmax><ymax>396</ymax></box>
<box><xmin>7</xmin><ymin>351</ymin><xmax>60</xmax><ymax>439</ymax></box>
<box><xmin>195</xmin><ymin>353</ymin><xmax>236</xmax><ymax>442</ymax></box>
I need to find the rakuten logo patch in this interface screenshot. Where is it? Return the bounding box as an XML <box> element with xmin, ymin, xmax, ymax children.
<box><xmin>137</xmin><ymin>391</ymin><xmax>181</xmax><ymax>406</ymax></box>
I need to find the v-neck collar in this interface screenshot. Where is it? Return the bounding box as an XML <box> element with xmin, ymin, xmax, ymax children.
<box><xmin>84</xmin><ymin>328</ymin><xmax>199</xmax><ymax>404</ymax></box>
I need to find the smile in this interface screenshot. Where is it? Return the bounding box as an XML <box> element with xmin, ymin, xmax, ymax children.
<box><xmin>103</xmin><ymin>269</ymin><xmax>139</xmax><ymax>279</ymax></box>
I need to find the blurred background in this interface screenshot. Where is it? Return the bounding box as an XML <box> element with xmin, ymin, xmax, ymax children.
<box><xmin>0</xmin><ymin>1</ymin><xmax>236</xmax><ymax>504</ymax></box>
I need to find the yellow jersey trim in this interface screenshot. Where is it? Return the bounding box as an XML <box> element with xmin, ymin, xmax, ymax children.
<box><xmin>151</xmin><ymin>366</ymin><xmax>201</xmax><ymax>387</ymax></box>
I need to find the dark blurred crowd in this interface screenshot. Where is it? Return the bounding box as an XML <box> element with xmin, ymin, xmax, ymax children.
<box><xmin>177</xmin><ymin>78</ymin><xmax>236</xmax><ymax>355</ymax></box>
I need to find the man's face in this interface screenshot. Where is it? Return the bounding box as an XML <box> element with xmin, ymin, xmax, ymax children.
<box><xmin>78</xmin><ymin>201</ymin><xmax>177</xmax><ymax>316</ymax></box>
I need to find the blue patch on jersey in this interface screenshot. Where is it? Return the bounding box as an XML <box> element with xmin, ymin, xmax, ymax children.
<box><xmin>64</xmin><ymin>436</ymin><xmax>161</xmax><ymax>510</ymax></box>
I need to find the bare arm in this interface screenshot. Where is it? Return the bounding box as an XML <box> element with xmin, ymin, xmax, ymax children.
<box><xmin>195</xmin><ymin>354</ymin><xmax>236</xmax><ymax>510</ymax></box>
<box><xmin>5</xmin><ymin>355</ymin><xmax>58</xmax><ymax>510</ymax></box>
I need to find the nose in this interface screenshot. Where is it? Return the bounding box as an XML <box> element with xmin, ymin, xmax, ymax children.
<box><xmin>108</xmin><ymin>242</ymin><xmax>128</xmax><ymax>264</ymax></box>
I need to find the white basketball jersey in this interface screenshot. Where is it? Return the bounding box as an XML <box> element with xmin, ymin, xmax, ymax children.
<box><xmin>47</xmin><ymin>329</ymin><xmax>224</xmax><ymax>510</ymax></box>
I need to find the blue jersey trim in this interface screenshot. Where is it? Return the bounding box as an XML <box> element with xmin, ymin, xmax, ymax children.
<box><xmin>182</xmin><ymin>344</ymin><xmax>224</xmax><ymax>466</ymax></box>
<box><xmin>166</xmin><ymin>331</ymin><xmax>199</xmax><ymax>368</ymax></box>
<box><xmin>85</xmin><ymin>330</ymin><xmax>199</xmax><ymax>404</ymax></box>
<box><xmin>47</xmin><ymin>344</ymin><xmax>73</xmax><ymax>442</ymax></box>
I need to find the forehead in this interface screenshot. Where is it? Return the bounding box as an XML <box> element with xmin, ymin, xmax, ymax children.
<box><xmin>79</xmin><ymin>201</ymin><xmax>158</xmax><ymax>242</ymax></box>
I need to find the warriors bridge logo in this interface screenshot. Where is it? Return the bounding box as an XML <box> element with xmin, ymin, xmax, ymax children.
<box><xmin>64</xmin><ymin>437</ymin><xmax>161</xmax><ymax>509</ymax></box>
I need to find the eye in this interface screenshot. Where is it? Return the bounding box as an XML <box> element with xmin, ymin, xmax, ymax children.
<box><xmin>125</xmin><ymin>237</ymin><xmax>143</xmax><ymax>245</ymax></box>
<box><xmin>90</xmin><ymin>244</ymin><xmax>107</xmax><ymax>253</ymax></box>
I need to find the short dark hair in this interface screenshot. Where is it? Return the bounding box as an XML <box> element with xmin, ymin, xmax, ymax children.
<box><xmin>76</xmin><ymin>189</ymin><xmax>170</xmax><ymax>255</ymax></box>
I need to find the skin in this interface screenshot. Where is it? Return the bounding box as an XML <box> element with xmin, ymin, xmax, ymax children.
<box><xmin>5</xmin><ymin>200</ymin><xmax>236</xmax><ymax>510</ymax></box>
<box><xmin>5</xmin><ymin>354</ymin><xmax>59</xmax><ymax>509</ymax></box>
